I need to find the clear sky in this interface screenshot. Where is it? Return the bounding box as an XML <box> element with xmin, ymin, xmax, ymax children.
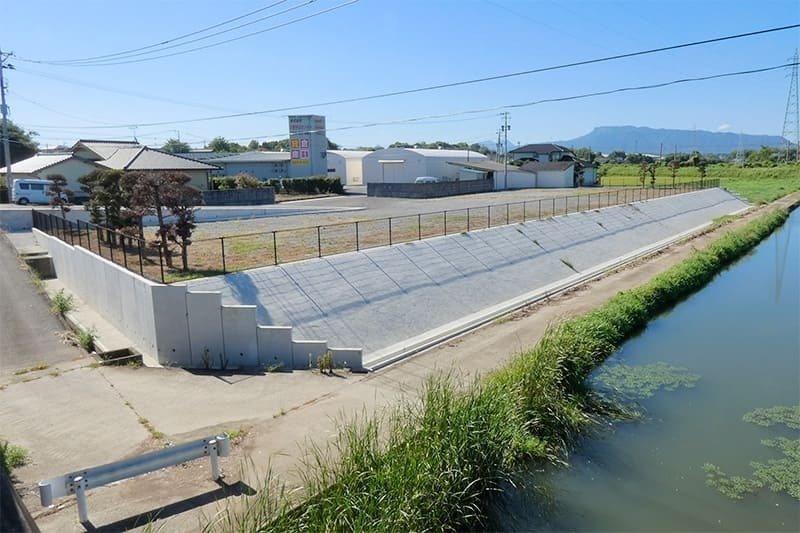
<box><xmin>3</xmin><ymin>0</ymin><xmax>799</xmax><ymax>150</ymax></box>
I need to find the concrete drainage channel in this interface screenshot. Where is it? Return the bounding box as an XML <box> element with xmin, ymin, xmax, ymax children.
<box><xmin>363</xmin><ymin>207</ymin><xmax>751</xmax><ymax>371</ymax></box>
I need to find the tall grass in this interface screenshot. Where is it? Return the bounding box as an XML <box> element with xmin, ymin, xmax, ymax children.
<box><xmin>208</xmin><ymin>207</ymin><xmax>790</xmax><ymax>532</ymax></box>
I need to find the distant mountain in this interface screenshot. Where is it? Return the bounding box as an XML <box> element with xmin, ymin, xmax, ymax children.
<box><xmin>476</xmin><ymin>140</ymin><xmax>518</xmax><ymax>152</ymax></box>
<box><xmin>553</xmin><ymin>126</ymin><xmax>786</xmax><ymax>155</ymax></box>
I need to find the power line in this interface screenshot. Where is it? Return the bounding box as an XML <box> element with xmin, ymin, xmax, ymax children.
<box><xmin>16</xmin><ymin>0</ymin><xmax>360</xmax><ymax>67</ymax></box>
<box><xmin>144</xmin><ymin>62</ymin><xmax>799</xmax><ymax>146</ymax></box>
<box><xmin>35</xmin><ymin>0</ymin><xmax>316</xmax><ymax>66</ymax></box>
<box><xmin>21</xmin><ymin>24</ymin><xmax>799</xmax><ymax>129</ymax></box>
<box><xmin>29</xmin><ymin>0</ymin><xmax>292</xmax><ymax>64</ymax></box>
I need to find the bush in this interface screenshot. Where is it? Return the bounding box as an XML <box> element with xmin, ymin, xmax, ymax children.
<box><xmin>0</xmin><ymin>441</ymin><xmax>28</xmax><ymax>473</ymax></box>
<box><xmin>235</xmin><ymin>173</ymin><xmax>262</xmax><ymax>189</ymax></box>
<box><xmin>50</xmin><ymin>289</ymin><xmax>74</xmax><ymax>316</ymax></box>
<box><xmin>279</xmin><ymin>175</ymin><xmax>343</xmax><ymax>195</ymax></box>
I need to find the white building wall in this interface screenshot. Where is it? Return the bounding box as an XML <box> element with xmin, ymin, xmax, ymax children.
<box><xmin>537</xmin><ymin>168</ymin><xmax>574</xmax><ymax>188</ymax></box>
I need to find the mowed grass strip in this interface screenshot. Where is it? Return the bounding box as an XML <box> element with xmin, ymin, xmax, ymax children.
<box><xmin>205</xmin><ymin>206</ymin><xmax>789</xmax><ymax>532</ymax></box>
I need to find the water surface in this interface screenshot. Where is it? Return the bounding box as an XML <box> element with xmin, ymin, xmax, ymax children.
<box><xmin>490</xmin><ymin>209</ymin><xmax>799</xmax><ymax>531</ymax></box>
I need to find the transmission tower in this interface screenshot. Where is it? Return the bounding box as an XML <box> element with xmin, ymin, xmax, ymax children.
<box><xmin>781</xmin><ymin>50</ymin><xmax>799</xmax><ymax>161</ymax></box>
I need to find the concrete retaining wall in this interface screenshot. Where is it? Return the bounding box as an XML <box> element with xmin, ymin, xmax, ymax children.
<box><xmin>33</xmin><ymin>229</ymin><xmax>363</xmax><ymax>372</ymax></box>
<box><xmin>368</xmin><ymin>178</ymin><xmax>493</xmax><ymax>198</ymax></box>
<box><xmin>203</xmin><ymin>187</ymin><xmax>276</xmax><ymax>206</ymax></box>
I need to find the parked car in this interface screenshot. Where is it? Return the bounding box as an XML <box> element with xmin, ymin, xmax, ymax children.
<box><xmin>12</xmin><ymin>179</ymin><xmax>56</xmax><ymax>205</ymax></box>
<box><xmin>414</xmin><ymin>176</ymin><xmax>442</xmax><ymax>184</ymax></box>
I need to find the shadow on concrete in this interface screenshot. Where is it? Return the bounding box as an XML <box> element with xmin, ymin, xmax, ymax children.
<box><xmin>83</xmin><ymin>479</ymin><xmax>256</xmax><ymax>532</ymax></box>
<box><xmin>183</xmin><ymin>368</ymin><xmax>266</xmax><ymax>385</ymax></box>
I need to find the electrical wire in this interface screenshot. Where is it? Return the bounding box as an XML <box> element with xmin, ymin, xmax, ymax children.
<box><xmin>36</xmin><ymin>0</ymin><xmax>316</xmax><ymax>66</ymax></box>
<box><xmin>144</xmin><ymin>62</ymin><xmax>800</xmax><ymax>144</ymax></box>
<box><xmin>29</xmin><ymin>1</ymin><xmax>292</xmax><ymax>64</ymax></box>
<box><xmin>15</xmin><ymin>0</ymin><xmax>360</xmax><ymax>67</ymax></box>
<box><xmin>19</xmin><ymin>21</ymin><xmax>799</xmax><ymax>130</ymax></box>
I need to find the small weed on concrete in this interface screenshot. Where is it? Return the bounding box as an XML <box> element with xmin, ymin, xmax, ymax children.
<box><xmin>1</xmin><ymin>441</ymin><xmax>28</xmax><ymax>473</ymax></box>
<box><xmin>50</xmin><ymin>289</ymin><xmax>74</xmax><ymax>316</ymax></box>
<box><xmin>77</xmin><ymin>327</ymin><xmax>98</xmax><ymax>352</ymax></box>
<box><xmin>14</xmin><ymin>362</ymin><xmax>49</xmax><ymax>375</ymax></box>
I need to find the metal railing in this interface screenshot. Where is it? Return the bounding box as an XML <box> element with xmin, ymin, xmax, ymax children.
<box><xmin>32</xmin><ymin>179</ymin><xmax>719</xmax><ymax>283</ymax></box>
<box><xmin>38</xmin><ymin>434</ymin><xmax>230</xmax><ymax>525</ymax></box>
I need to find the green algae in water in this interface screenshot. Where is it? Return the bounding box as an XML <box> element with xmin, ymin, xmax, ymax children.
<box><xmin>593</xmin><ymin>362</ymin><xmax>701</xmax><ymax>400</ymax></box>
<box><xmin>704</xmin><ymin>405</ymin><xmax>800</xmax><ymax>501</ymax></box>
<box><xmin>743</xmin><ymin>405</ymin><xmax>800</xmax><ymax>430</ymax></box>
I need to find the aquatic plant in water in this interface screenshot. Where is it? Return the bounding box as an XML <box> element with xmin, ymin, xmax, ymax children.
<box><xmin>704</xmin><ymin>405</ymin><xmax>800</xmax><ymax>501</ymax></box>
<box><xmin>593</xmin><ymin>361</ymin><xmax>701</xmax><ymax>400</ymax></box>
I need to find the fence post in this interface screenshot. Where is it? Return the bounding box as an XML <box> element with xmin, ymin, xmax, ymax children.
<box><xmin>273</xmin><ymin>231</ymin><xmax>278</xmax><ymax>265</ymax></box>
<box><xmin>77</xmin><ymin>220</ymin><xmax>83</xmax><ymax>248</ymax></box>
<box><xmin>121</xmin><ymin>234</ymin><xmax>128</xmax><ymax>269</ymax></box>
<box><xmin>317</xmin><ymin>226</ymin><xmax>322</xmax><ymax>258</ymax></box>
<box><xmin>138</xmin><ymin>239</ymin><xmax>144</xmax><ymax>276</ymax></box>
<box><xmin>523</xmin><ymin>201</ymin><xmax>527</xmax><ymax>222</ymax></box>
<box><xmin>444</xmin><ymin>210</ymin><xmax>447</xmax><ymax>235</ymax></box>
<box><xmin>109</xmin><ymin>233</ymin><xmax>115</xmax><ymax>263</ymax></box>
<box><xmin>487</xmin><ymin>205</ymin><xmax>491</xmax><ymax>228</ymax></box>
<box><xmin>158</xmin><ymin>245</ymin><xmax>165</xmax><ymax>284</ymax></box>
<box><xmin>220</xmin><ymin>237</ymin><xmax>226</xmax><ymax>274</ymax></box>
<box><xmin>538</xmin><ymin>199</ymin><xmax>541</xmax><ymax>220</ymax></box>
<box><xmin>467</xmin><ymin>208</ymin><xmax>470</xmax><ymax>231</ymax></box>
<box><xmin>356</xmin><ymin>221</ymin><xmax>361</xmax><ymax>250</ymax></box>
<box><xmin>418</xmin><ymin>215</ymin><xmax>421</xmax><ymax>240</ymax></box>
<box><xmin>389</xmin><ymin>217</ymin><xmax>393</xmax><ymax>246</ymax></box>
<box><xmin>552</xmin><ymin>197</ymin><xmax>555</xmax><ymax>217</ymax></box>
<box><xmin>506</xmin><ymin>203</ymin><xmax>509</xmax><ymax>225</ymax></box>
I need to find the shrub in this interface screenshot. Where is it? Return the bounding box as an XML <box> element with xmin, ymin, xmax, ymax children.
<box><xmin>235</xmin><ymin>173</ymin><xmax>263</xmax><ymax>189</ymax></box>
<box><xmin>50</xmin><ymin>289</ymin><xmax>74</xmax><ymax>315</ymax></box>
<box><xmin>279</xmin><ymin>176</ymin><xmax>344</xmax><ymax>195</ymax></box>
<box><xmin>0</xmin><ymin>441</ymin><xmax>28</xmax><ymax>473</ymax></box>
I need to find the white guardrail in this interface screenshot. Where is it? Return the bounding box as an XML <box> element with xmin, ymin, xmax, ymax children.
<box><xmin>38</xmin><ymin>434</ymin><xmax>231</xmax><ymax>525</ymax></box>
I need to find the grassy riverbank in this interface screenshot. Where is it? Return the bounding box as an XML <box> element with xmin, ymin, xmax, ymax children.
<box><xmin>208</xmin><ymin>207</ymin><xmax>789</xmax><ymax>532</ymax></box>
<box><xmin>600</xmin><ymin>163</ymin><xmax>800</xmax><ymax>204</ymax></box>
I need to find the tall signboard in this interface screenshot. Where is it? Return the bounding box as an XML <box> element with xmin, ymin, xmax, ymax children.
<box><xmin>288</xmin><ymin>115</ymin><xmax>327</xmax><ymax>178</ymax></box>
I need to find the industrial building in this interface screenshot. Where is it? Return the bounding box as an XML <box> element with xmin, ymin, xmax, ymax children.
<box><xmin>362</xmin><ymin>148</ymin><xmax>488</xmax><ymax>183</ymax></box>
<box><xmin>327</xmin><ymin>150</ymin><xmax>370</xmax><ymax>185</ymax></box>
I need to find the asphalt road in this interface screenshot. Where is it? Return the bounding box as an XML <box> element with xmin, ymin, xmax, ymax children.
<box><xmin>0</xmin><ymin>232</ymin><xmax>83</xmax><ymax>375</ymax></box>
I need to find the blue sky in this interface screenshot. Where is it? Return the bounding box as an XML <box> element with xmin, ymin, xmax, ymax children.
<box><xmin>3</xmin><ymin>0</ymin><xmax>799</xmax><ymax>150</ymax></box>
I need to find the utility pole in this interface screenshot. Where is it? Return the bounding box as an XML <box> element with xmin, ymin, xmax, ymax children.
<box><xmin>1</xmin><ymin>48</ymin><xmax>14</xmax><ymax>193</ymax></box>
<box><xmin>500</xmin><ymin>112</ymin><xmax>510</xmax><ymax>190</ymax></box>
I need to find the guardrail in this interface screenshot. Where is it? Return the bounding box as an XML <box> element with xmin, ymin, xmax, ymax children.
<box><xmin>38</xmin><ymin>434</ymin><xmax>230</xmax><ymax>525</ymax></box>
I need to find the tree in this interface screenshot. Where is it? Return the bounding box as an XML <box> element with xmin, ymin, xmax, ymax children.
<box><xmin>260</xmin><ymin>139</ymin><xmax>291</xmax><ymax>151</ymax></box>
<box><xmin>669</xmin><ymin>159</ymin><xmax>680</xmax><ymax>188</ymax></box>
<box><xmin>161</xmin><ymin>138</ymin><xmax>191</xmax><ymax>153</ymax></box>
<box><xmin>163</xmin><ymin>182</ymin><xmax>203</xmax><ymax>271</ymax></box>
<box><xmin>78</xmin><ymin>169</ymin><xmax>130</xmax><ymax>229</ymax></box>
<box><xmin>0</xmin><ymin>120</ymin><xmax>39</xmax><ymax>168</ymax></box>
<box><xmin>126</xmin><ymin>171</ymin><xmax>202</xmax><ymax>270</ymax></box>
<box><xmin>327</xmin><ymin>138</ymin><xmax>340</xmax><ymax>150</ymax></box>
<box><xmin>608</xmin><ymin>150</ymin><xmax>626</xmax><ymax>163</ymax></box>
<box><xmin>46</xmin><ymin>174</ymin><xmax>73</xmax><ymax>218</ymax></box>
<box><xmin>247</xmin><ymin>139</ymin><xmax>260</xmax><ymax>151</ymax></box>
<box><xmin>207</xmin><ymin>137</ymin><xmax>245</xmax><ymax>153</ymax></box>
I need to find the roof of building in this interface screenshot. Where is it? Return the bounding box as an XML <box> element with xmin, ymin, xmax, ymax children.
<box><xmin>0</xmin><ymin>153</ymin><xmax>85</xmax><ymax>174</ymax></box>
<box><xmin>177</xmin><ymin>151</ymin><xmax>235</xmax><ymax>161</ymax></box>
<box><xmin>328</xmin><ymin>150</ymin><xmax>372</xmax><ymax>159</ymax></box>
<box><xmin>205</xmin><ymin>151</ymin><xmax>290</xmax><ymax>163</ymax></box>
<box><xmin>510</xmin><ymin>143</ymin><xmax>572</xmax><ymax>154</ymax></box>
<box><xmin>447</xmin><ymin>160</ymin><xmax>534</xmax><ymax>173</ymax></box>
<box><xmin>521</xmin><ymin>161</ymin><xmax>575</xmax><ymax>172</ymax></box>
<box><xmin>97</xmin><ymin>146</ymin><xmax>220</xmax><ymax>171</ymax></box>
<box><xmin>72</xmin><ymin>140</ymin><xmax>141</xmax><ymax>160</ymax></box>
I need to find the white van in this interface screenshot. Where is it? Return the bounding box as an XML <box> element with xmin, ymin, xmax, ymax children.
<box><xmin>12</xmin><ymin>179</ymin><xmax>54</xmax><ymax>205</ymax></box>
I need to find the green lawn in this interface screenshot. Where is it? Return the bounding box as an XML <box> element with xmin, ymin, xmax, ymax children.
<box><xmin>600</xmin><ymin>163</ymin><xmax>800</xmax><ymax>204</ymax></box>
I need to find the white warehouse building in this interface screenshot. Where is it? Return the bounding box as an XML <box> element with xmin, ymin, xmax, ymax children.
<box><xmin>327</xmin><ymin>150</ymin><xmax>371</xmax><ymax>185</ymax></box>
<box><xmin>362</xmin><ymin>148</ymin><xmax>488</xmax><ymax>184</ymax></box>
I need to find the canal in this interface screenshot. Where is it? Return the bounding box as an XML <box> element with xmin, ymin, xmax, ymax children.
<box><xmin>489</xmin><ymin>209</ymin><xmax>799</xmax><ymax>531</ymax></box>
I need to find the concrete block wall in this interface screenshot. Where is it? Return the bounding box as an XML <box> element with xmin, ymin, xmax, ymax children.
<box><xmin>202</xmin><ymin>187</ymin><xmax>276</xmax><ymax>206</ymax></box>
<box><xmin>368</xmin><ymin>178</ymin><xmax>493</xmax><ymax>198</ymax></box>
<box><xmin>33</xmin><ymin>229</ymin><xmax>364</xmax><ymax>372</ymax></box>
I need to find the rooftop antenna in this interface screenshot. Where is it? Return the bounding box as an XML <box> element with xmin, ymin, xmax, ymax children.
<box><xmin>781</xmin><ymin>49</ymin><xmax>799</xmax><ymax>162</ymax></box>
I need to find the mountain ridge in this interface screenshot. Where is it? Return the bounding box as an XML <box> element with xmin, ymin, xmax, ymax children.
<box><xmin>551</xmin><ymin>126</ymin><xmax>786</xmax><ymax>155</ymax></box>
